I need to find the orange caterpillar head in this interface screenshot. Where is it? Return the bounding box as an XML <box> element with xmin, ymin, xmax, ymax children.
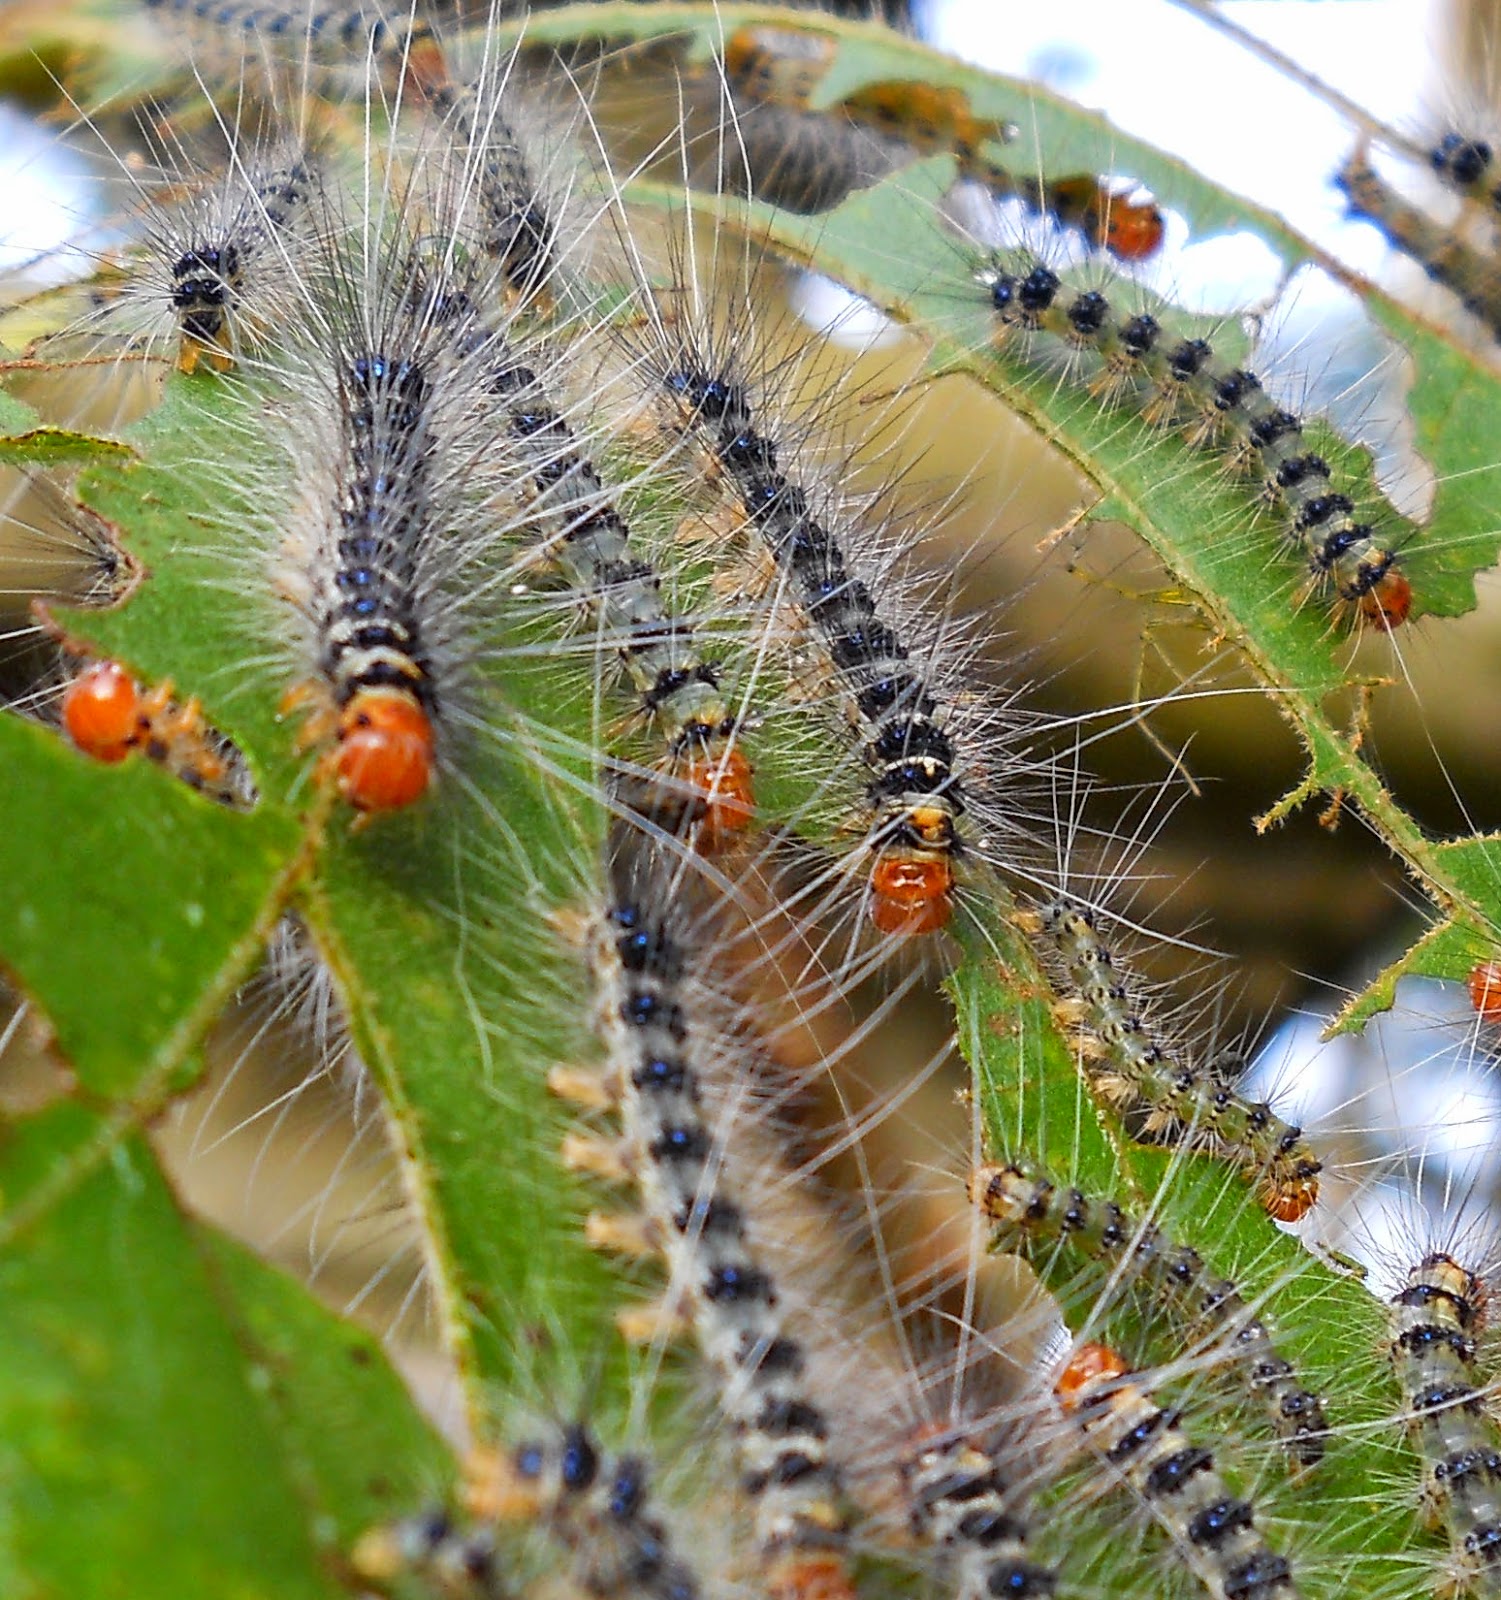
<box><xmin>723</xmin><ymin>24</ymin><xmax>835</xmax><ymax>106</ymax></box>
<box><xmin>1358</xmin><ymin>569</ymin><xmax>1412</xmax><ymax>629</ymax></box>
<box><xmin>1055</xmin><ymin>1341</ymin><xmax>1129</xmax><ymax>1408</ymax></box>
<box><xmin>62</xmin><ymin>660</ymin><xmax>144</xmax><ymax>762</ymax></box>
<box><xmin>681</xmin><ymin>747</ymin><xmax>755</xmax><ymax>850</ymax></box>
<box><xmin>765</xmin><ymin>1554</ymin><xmax>857</xmax><ymax>1600</ymax></box>
<box><xmin>1097</xmin><ymin>195</ymin><xmax>1166</xmax><ymax>261</ymax></box>
<box><xmin>1045</xmin><ymin>177</ymin><xmax>1165</xmax><ymax>262</ymax></box>
<box><xmin>1470</xmin><ymin>959</ymin><xmax>1501</xmax><ymax>1022</ymax></box>
<box><xmin>1264</xmin><ymin>1175</ymin><xmax>1319</xmax><ymax>1225</ymax></box>
<box><xmin>870</xmin><ymin>854</ymin><xmax>955</xmax><ymax>936</ymax></box>
<box><xmin>335</xmin><ymin>689</ymin><xmax>435</xmax><ymax>812</ymax></box>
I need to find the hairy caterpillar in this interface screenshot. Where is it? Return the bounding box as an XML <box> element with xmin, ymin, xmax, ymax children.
<box><xmin>900</xmin><ymin>1424</ymin><xmax>1056</xmax><ymax>1599</ymax></box>
<box><xmin>59</xmin><ymin>656</ymin><xmax>256</xmax><ymax>806</ymax></box>
<box><xmin>1386</xmin><ymin>1250</ymin><xmax>1501</xmax><ymax>1597</ymax></box>
<box><xmin>553</xmin><ymin>817</ymin><xmax>853</xmax><ymax>1600</ymax></box>
<box><xmin>1055</xmin><ymin>1341</ymin><xmax>1300</xmax><ymax>1600</ymax></box>
<box><xmin>973</xmin><ymin>248</ymin><xmax>1412</xmax><ymax>628</ymax></box>
<box><xmin>281</xmin><ymin>341</ymin><xmax>444</xmax><ymax>811</ymax></box>
<box><xmin>352</xmin><ymin>1506</ymin><xmax>502</xmax><ymax>1596</ymax></box>
<box><xmin>970</xmin><ymin>1162</ymin><xmax>1326</xmax><ymax>1465</ymax></box>
<box><xmin>632</xmin><ymin>301</ymin><xmax>974</xmax><ymax>937</ymax></box>
<box><xmin>405</xmin><ymin>245</ymin><xmax>755</xmax><ymax>847</ymax></box>
<box><xmin>0</xmin><ymin>494</ymin><xmax>252</xmax><ymax>801</ymax></box>
<box><xmin>390</xmin><ymin>57</ymin><xmax>763</xmax><ymax>842</ymax></box>
<box><xmin>464</xmin><ymin>1421</ymin><xmax>703</xmax><ymax>1600</ymax></box>
<box><xmin>151</xmin><ymin>142</ymin><xmax>322</xmax><ymax>375</ymax></box>
<box><xmin>134</xmin><ymin>0</ymin><xmax>444</xmax><ymax>82</ymax></box>
<box><xmin>1018</xmin><ymin>899</ymin><xmax>1321</xmax><ymax>1221</ymax></box>
<box><xmin>425</xmin><ymin>77</ymin><xmax>560</xmax><ymax>303</ymax></box>
<box><xmin>1336</xmin><ymin>146</ymin><xmax>1501</xmax><ymax>345</ymax></box>
<box><xmin>240</xmin><ymin>190</ymin><xmax>527</xmax><ymax>814</ymax></box>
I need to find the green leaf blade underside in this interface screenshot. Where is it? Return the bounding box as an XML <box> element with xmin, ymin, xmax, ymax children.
<box><xmin>303</xmin><ymin>748</ymin><xmax>636</xmax><ymax>1417</ymax></box>
<box><xmin>195</xmin><ymin>1226</ymin><xmax>454</xmax><ymax>1547</ymax></box>
<box><xmin>1375</xmin><ymin>304</ymin><xmax>1501</xmax><ymax>616</ymax></box>
<box><xmin>0</xmin><ymin>379</ymin><xmax>306</xmax><ymax>1101</ymax></box>
<box><xmin>0</xmin><ymin>713</ymin><xmax>297</xmax><ymax>1099</ymax></box>
<box><xmin>0</xmin><ymin>1102</ymin><xmax>444</xmax><ymax>1600</ymax></box>
<box><xmin>0</xmin><ymin>391</ymin><xmax>44</xmax><ymax>438</ymax></box>
<box><xmin>0</xmin><ymin>391</ymin><xmax>130</xmax><ymax>466</ymax></box>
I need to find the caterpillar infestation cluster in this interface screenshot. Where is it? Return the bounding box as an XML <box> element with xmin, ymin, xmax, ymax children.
<box><xmin>3</xmin><ymin>4</ymin><xmax>1501</xmax><ymax>1600</ymax></box>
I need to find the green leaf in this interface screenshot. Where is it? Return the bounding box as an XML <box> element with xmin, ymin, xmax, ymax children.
<box><xmin>196</xmin><ymin>1227</ymin><xmax>453</xmax><ymax>1546</ymax></box>
<box><xmin>1368</xmin><ymin>302</ymin><xmax>1501</xmax><ymax>617</ymax></box>
<box><xmin>0</xmin><ymin>714</ymin><xmax>298</xmax><ymax>1098</ymax></box>
<box><xmin>0</xmin><ymin>391</ymin><xmax>129</xmax><ymax>466</ymax></box>
<box><xmin>0</xmin><ymin>430</ymin><xmax>131</xmax><ymax>468</ymax></box>
<box><xmin>0</xmin><ymin>1102</ymin><xmax>441</xmax><ymax>1600</ymax></box>
<box><xmin>302</xmin><ymin>753</ymin><xmax>634</xmax><ymax>1420</ymax></box>
<box><xmin>1336</xmin><ymin>836</ymin><xmax>1501</xmax><ymax>1028</ymax></box>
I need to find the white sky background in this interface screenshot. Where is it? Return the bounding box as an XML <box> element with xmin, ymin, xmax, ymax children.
<box><xmin>925</xmin><ymin>0</ymin><xmax>1440</xmax><ymax>273</ymax></box>
<box><xmin>0</xmin><ymin>101</ymin><xmax>98</xmax><ymax>273</ymax></box>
